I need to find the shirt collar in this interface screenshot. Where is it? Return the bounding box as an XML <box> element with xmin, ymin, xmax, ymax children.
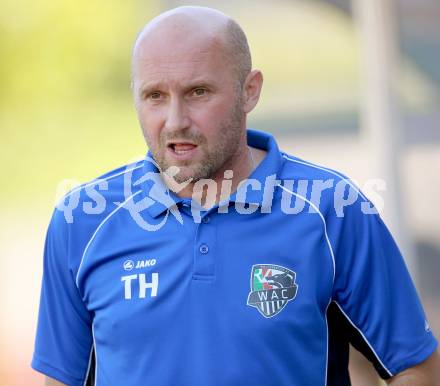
<box><xmin>140</xmin><ymin>129</ymin><xmax>283</xmax><ymax>218</ymax></box>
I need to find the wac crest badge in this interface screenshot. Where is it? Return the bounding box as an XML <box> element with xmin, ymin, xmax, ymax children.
<box><xmin>247</xmin><ymin>264</ymin><xmax>298</xmax><ymax>318</ymax></box>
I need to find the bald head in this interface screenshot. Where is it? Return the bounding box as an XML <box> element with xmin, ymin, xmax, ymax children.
<box><xmin>132</xmin><ymin>6</ymin><xmax>252</xmax><ymax>88</ymax></box>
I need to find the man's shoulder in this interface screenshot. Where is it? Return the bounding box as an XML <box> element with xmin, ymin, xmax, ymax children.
<box><xmin>46</xmin><ymin>160</ymin><xmax>146</xmax><ymax>267</ymax></box>
<box><xmin>77</xmin><ymin>159</ymin><xmax>144</xmax><ymax>196</ymax></box>
<box><xmin>277</xmin><ymin>151</ymin><xmax>372</xmax><ymax>217</ymax></box>
<box><xmin>53</xmin><ymin>159</ymin><xmax>145</xmax><ymax>228</ymax></box>
<box><xmin>65</xmin><ymin>159</ymin><xmax>143</xmax><ymax>200</ymax></box>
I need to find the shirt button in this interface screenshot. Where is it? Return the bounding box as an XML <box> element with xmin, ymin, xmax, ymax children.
<box><xmin>202</xmin><ymin>216</ymin><xmax>210</xmax><ymax>224</ymax></box>
<box><xmin>199</xmin><ymin>244</ymin><xmax>209</xmax><ymax>254</ymax></box>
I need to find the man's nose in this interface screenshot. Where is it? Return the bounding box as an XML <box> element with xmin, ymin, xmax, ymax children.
<box><xmin>164</xmin><ymin>97</ymin><xmax>191</xmax><ymax>132</ymax></box>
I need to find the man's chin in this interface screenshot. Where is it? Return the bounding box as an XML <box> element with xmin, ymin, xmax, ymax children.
<box><xmin>163</xmin><ymin>164</ymin><xmax>197</xmax><ymax>184</ymax></box>
<box><xmin>172</xmin><ymin>166</ymin><xmax>212</xmax><ymax>185</ymax></box>
<box><xmin>160</xmin><ymin>158</ymin><xmax>215</xmax><ymax>185</ymax></box>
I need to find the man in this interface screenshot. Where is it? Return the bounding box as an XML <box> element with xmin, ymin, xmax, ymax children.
<box><xmin>32</xmin><ymin>6</ymin><xmax>439</xmax><ymax>386</ymax></box>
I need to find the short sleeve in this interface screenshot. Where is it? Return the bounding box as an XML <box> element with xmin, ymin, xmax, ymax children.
<box><xmin>32</xmin><ymin>208</ymin><xmax>94</xmax><ymax>386</ymax></box>
<box><xmin>329</xmin><ymin>200</ymin><xmax>438</xmax><ymax>378</ymax></box>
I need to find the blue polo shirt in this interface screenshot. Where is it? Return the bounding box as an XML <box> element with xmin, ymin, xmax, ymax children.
<box><xmin>32</xmin><ymin>129</ymin><xmax>437</xmax><ymax>386</ymax></box>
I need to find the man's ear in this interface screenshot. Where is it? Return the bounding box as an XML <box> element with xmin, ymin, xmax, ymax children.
<box><xmin>242</xmin><ymin>69</ymin><xmax>263</xmax><ymax>114</ymax></box>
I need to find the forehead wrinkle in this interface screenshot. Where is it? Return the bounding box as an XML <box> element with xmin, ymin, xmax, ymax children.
<box><xmin>133</xmin><ymin>42</ymin><xmax>229</xmax><ymax>87</ymax></box>
<box><xmin>137</xmin><ymin>48</ymin><xmax>213</xmax><ymax>69</ymax></box>
<box><xmin>136</xmin><ymin>61</ymin><xmax>211</xmax><ymax>84</ymax></box>
<box><xmin>135</xmin><ymin>35</ymin><xmax>223</xmax><ymax>66</ymax></box>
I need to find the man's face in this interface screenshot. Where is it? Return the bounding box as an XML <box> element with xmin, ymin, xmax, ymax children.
<box><xmin>133</xmin><ymin>35</ymin><xmax>245</xmax><ymax>184</ymax></box>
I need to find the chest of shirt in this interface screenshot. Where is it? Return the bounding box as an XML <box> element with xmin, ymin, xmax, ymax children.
<box><xmin>79</xmin><ymin>206</ymin><xmax>333</xmax><ymax>333</ymax></box>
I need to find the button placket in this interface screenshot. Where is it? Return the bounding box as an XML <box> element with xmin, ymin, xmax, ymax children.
<box><xmin>193</xmin><ymin>212</ymin><xmax>216</xmax><ymax>280</ymax></box>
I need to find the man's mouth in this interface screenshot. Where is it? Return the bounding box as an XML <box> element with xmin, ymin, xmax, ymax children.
<box><xmin>173</xmin><ymin>143</ymin><xmax>197</xmax><ymax>154</ymax></box>
<box><xmin>167</xmin><ymin>142</ymin><xmax>198</xmax><ymax>157</ymax></box>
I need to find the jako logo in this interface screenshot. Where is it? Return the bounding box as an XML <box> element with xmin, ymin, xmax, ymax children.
<box><xmin>123</xmin><ymin>259</ymin><xmax>157</xmax><ymax>271</ymax></box>
<box><xmin>123</xmin><ymin>260</ymin><xmax>135</xmax><ymax>271</ymax></box>
<box><xmin>136</xmin><ymin>259</ymin><xmax>156</xmax><ymax>268</ymax></box>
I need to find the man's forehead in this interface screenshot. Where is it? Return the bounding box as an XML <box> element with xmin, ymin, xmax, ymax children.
<box><xmin>132</xmin><ymin>33</ymin><xmax>229</xmax><ymax>83</ymax></box>
<box><xmin>131</xmin><ymin>6</ymin><xmax>250</xmax><ymax>87</ymax></box>
<box><xmin>134</xmin><ymin>53</ymin><xmax>229</xmax><ymax>91</ymax></box>
<box><xmin>136</xmin><ymin>35</ymin><xmax>218</xmax><ymax>61</ymax></box>
<box><xmin>134</xmin><ymin>26</ymin><xmax>225</xmax><ymax>64</ymax></box>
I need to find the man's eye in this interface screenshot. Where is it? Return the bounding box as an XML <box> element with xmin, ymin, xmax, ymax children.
<box><xmin>192</xmin><ymin>88</ymin><xmax>206</xmax><ymax>96</ymax></box>
<box><xmin>149</xmin><ymin>92</ymin><xmax>161</xmax><ymax>100</ymax></box>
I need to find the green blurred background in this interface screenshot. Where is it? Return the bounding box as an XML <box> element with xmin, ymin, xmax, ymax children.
<box><xmin>0</xmin><ymin>0</ymin><xmax>157</xmax><ymax>205</ymax></box>
<box><xmin>1</xmin><ymin>0</ymin><xmax>439</xmax><ymax>385</ymax></box>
